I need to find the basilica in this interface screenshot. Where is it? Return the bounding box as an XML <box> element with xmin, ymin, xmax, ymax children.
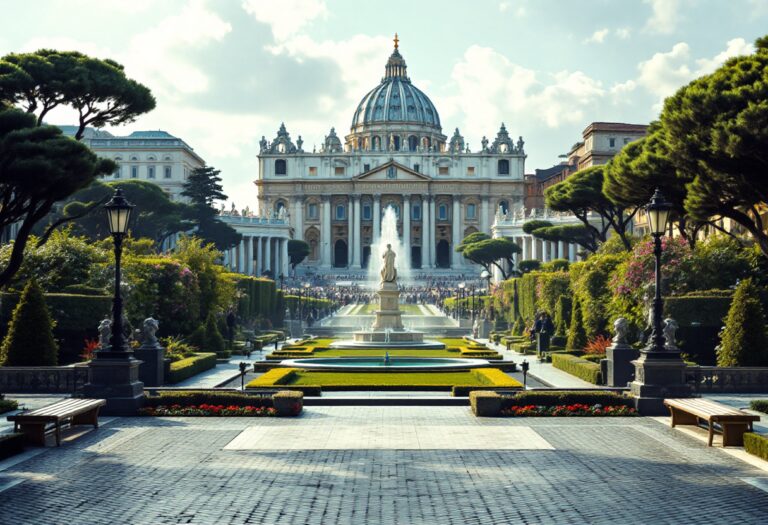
<box><xmin>255</xmin><ymin>37</ymin><xmax>526</xmax><ymax>273</ymax></box>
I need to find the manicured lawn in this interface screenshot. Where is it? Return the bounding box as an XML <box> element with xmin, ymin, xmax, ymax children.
<box><xmin>288</xmin><ymin>348</ymin><xmax>488</xmax><ymax>358</ymax></box>
<box><xmin>247</xmin><ymin>367</ymin><xmax>522</xmax><ymax>394</ymax></box>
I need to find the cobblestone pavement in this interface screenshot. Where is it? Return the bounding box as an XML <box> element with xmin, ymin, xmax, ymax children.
<box><xmin>1</xmin><ymin>407</ymin><xmax>768</xmax><ymax>524</ymax></box>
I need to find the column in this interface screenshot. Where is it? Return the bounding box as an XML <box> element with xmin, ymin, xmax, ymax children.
<box><xmin>569</xmin><ymin>243</ymin><xmax>577</xmax><ymax>261</ymax></box>
<box><xmin>256</xmin><ymin>236</ymin><xmax>263</xmax><ymax>276</ymax></box>
<box><xmin>373</xmin><ymin>194</ymin><xmax>381</xmax><ymax>242</ymax></box>
<box><xmin>452</xmin><ymin>198</ymin><xmax>462</xmax><ymax>268</ymax></box>
<box><xmin>347</xmin><ymin>197</ymin><xmax>354</xmax><ymax>266</ymax></box>
<box><xmin>352</xmin><ymin>195</ymin><xmax>361</xmax><ymax>268</ymax></box>
<box><xmin>421</xmin><ymin>197</ymin><xmax>430</xmax><ymax>268</ymax></box>
<box><xmin>321</xmin><ymin>197</ymin><xmax>332</xmax><ymax>268</ymax></box>
<box><xmin>429</xmin><ymin>197</ymin><xmax>437</xmax><ymax>267</ymax></box>
<box><xmin>542</xmin><ymin>241</ymin><xmax>550</xmax><ymax>263</ymax></box>
<box><xmin>480</xmin><ymin>197</ymin><xmax>490</xmax><ymax>234</ymax></box>
<box><xmin>265</xmin><ymin>237</ymin><xmax>272</xmax><ymax>273</ymax></box>
<box><xmin>532</xmin><ymin>238</ymin><xmax>539</xmax><ymax>261</ymax></box>
<box><xmin>281</xmin><ymin>238</ymin><xmax>290</xmax><ymax>277</ymax></box>
<box><xmin>246</xmin><ymin>236</ymin><xmax>254</xmax><ymax>275</ymax></box>
<box><xmin>292</xmin><ymin>197</ymin><xmax>303</xmax><ymax>240</ymax></box>
<box><xmin>403</xmin><ymin>196</ymin><xmax>411</xmax><ymax>268</ymax></box>
<box><xmin>238</xmin><ymin>238</ymin><xmax>245</xmax><ymax>273</ymax></box>
<box><xmin>522</xmin><ymin>236</ymin><xmax>529</xmax><ymax>260</ymax></box>
<box><xmin>558</xmin><ymin>241</ymin><xmax>566</xmax><ymax>261</ymax></box>
<box><xmin>513</xmin><ymin>237</ymin><xmax>521</xmax><ymax>267</ymax></box>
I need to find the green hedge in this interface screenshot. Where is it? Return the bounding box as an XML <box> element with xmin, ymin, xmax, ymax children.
<box><xmin>750</xmin><ymin>400</ymin><xmax>768</xmax><ymax>414</ymax></box>
<box><xmin>551</xmin><ymin>353</ymin><xmax>602</xmax><ymax>384</ymax></box>
<box><xmin>503</xmin><ymin>390</ymin><xmax>631</xmax><ymax>408</ymax></box>
<box><xmin>664</xmin><ymin>292</ymin><xmax>732</xmax><ymax>327</ymax></box>
<box><xmin>233</xmin><ymin>276</ymin><xmax>278</xmax><ymax>322</ymax></box>
<box><xmin>166</xmin><ymin>353</ymin><xmax>217</xmax><ymax>384</ymax></box>
<box><xmin>144</xmin><ymin>390</ymin><xmax>272</xmax><ymax>408</ymax></box>
<box><xmin>744</xmin><ymin>433</ymin><xmax>768</xmax><ymax>461</ymax></box>
<box><xmin>0</xmin><ymin>398</ymin><xmax>18</xmax><ymax>414</ymax></box>
<box><xmin>1</xmin><ymin>292</ymin><xmax>111</xmax><ymax>332</ymax></box>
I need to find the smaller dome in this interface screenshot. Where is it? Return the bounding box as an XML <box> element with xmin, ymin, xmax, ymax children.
<box><xmin>323</xmin><ymin>127</ymin><xmax>342</xmax><ymax>153</ymax></box>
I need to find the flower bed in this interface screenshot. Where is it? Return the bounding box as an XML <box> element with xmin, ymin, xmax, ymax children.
<box><xmin>140</xmin><ymin>404</ymin><xmax>277</xmax><ymax>416</ymax></box>
<box><xmin>501</xmin><ymin>403</ymin><xmax>637</xmax><ymax>417</ymax></box>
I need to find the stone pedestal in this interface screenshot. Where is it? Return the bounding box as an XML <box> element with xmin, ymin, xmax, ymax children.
<box><xmin>630</xmin><ymin>351</ymin><xmax>693</xmax><ymax>415</ymax></box>
<box><xmin>372</xmin><ymin>282</ymin><xmax>404</xmax><ymax>331</ymax></box>
<box><xmin>83</xmin><ymin>355</ymin><xmax>144</xmax><ymax>416</ymax></box>
<box><xmin>134</xmin><ymin>344</ymin><xmax>165</xmax><ymax>387</ymax></box>
<box><xmin>606</xmin><ymin>343</ymin><xmax>639</xmax><ymax>387</ymax></box>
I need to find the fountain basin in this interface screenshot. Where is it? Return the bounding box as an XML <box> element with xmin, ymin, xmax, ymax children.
<box><xmin>279</xmin><ymin>357</ymin><xmax>491</xmax><ymax>370</ymax></box>
<box><xmin>330</xmin><ymin>334</ymin><xmax>445</xmax><ymax>349</ymax></box>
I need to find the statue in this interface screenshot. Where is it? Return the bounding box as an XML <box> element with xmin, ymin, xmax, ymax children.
<box><xmin>142</xmin><ymin>317</ymin><xmax>160</xmax><ymax>346</ymax></box>
<box><xmin>259</xmin><ymin>136</ymin><xmax>267</xmax><ymax>152</ymax></box>
<box><xmin>380</xmin><ymin>244</ymin><xmax>397</xmax><ymax>284</ymax></box>
<box><xmin>516</xmin><ymin>135</ymin><xmax>525</xmax><ymax>152</ymax></box>
<box><xmin>481</xmin><ymin>136</ymin><xmax>489</xmax><ymax>151</ymax></box>
<box><xmin>612</xmin><ymin>318</ymin><xmax>629</xmax><ymax>344</ymax></box>
<box><xmin>98</xmin><ymin>318</ymin><xmax>112</xmax><ymax>348</ymax></box>
<box><xmin>278</xmin><ymin>207</ymin><xmax>287</xmax><ymax>221</ymax></box>
<box><xmin>297</xmin><ymin>135</ymin><xmax>304</xmax><ymax>152</ymax></box>
<box><xmin>663</xmin><ymin>318</ymin><xmax>679</xmax><ymax>351</ymax></box>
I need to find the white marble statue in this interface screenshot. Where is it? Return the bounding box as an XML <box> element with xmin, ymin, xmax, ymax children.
<box><xmin>142</xmin><ymin>317</ymin><xmax>159</xmax><ymax>346</ymax></box>
<box><xmin>380</xmin><ymin>244</ymin><xmax>397</xmax><ymax>284</ymax></box>
<box><xmin>98</xmin><ymin>318</ymin><xmax>112</xmax><ymax>348</ymax></box>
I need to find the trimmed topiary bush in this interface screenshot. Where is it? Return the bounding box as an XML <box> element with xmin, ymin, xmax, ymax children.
<box><xmin>744</xmin><ymin>433</ymin><xmax>768</xmax><ymax>461</ymax></box>
<box><xmin>551</xmin><ymin>353</ymin><xmax>602</xmax><ymax>384</ymax></box>
<box><xmin>566</xmin><ymin>295</ymin><xmax>587</xmax><ymax>352</ymax></box>
<box><xmin>0</xmin><ymin>280</ymin><xmax>58</xmax><ymax>366</ymax></box>
<box><xmin>203</xmin><ymin>313</ymin><xmax>227</xmax><ymax>357</ymax></box>
<box><xmin>750</xmin><ymin>400</ymin><xmax>768</xmax><ymax>414</ymax></box>
<box><xmin>554</xmin><ymin>295</ymin><xmax>572</xmax><ymax>337</ymax></box>
<box><xmin>716</xmin><ymin>278</ymin><xmax>768</xmax><ymax>367</ymax></box>
<box><xmin>166</xmin><ymin>353</ymin><xmax>217</xmax><ymax>384</ymax></box>
<box><xmin>511</xmin><ymin>316</ymin><xmax>524</xmax><ymax>336</ymax></box>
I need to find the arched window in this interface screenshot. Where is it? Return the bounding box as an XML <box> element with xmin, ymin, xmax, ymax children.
<box><xmin>275</xmin><ymin>159</ymin><xmax>287</xmax><ymax>175</ymax></box>
<box><xmin>335</xmin><ymin>204</ymin><xmax>346</xmax><ymax>220</ymax></box>
<box><xmin>438</xmin><ymin>204</ymin><xmax>448</xmax><ymax>221</ymax></box>
<box><xmin>498</xmin><ymin>159</ymin><xmax>510</xmax><ymax>175</ymax></box>
<box><xmin>408</xmin><ymin>135</ymin><xmax>418</xmax><ymax>151</ymax></box>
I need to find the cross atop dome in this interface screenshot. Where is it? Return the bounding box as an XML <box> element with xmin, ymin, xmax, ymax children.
<box><xmin>385</xmin><ymin>33</ymin><xmax>408</xmax><ymax>80</ymax></box>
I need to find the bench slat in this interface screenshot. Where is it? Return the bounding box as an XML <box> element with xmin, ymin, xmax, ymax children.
<box><xmin>7</xmin><ymin>399</ymin><xmax>105</xmax><ymax>422</ymax></box>
<box><xmin>664</xmin><ymin>398</ymin><xmax>750</xmax><ymax>418</ymax></box>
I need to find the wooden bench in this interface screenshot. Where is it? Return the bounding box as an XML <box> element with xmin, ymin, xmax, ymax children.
<box><xmin>664</xmin><ymin>398</ymin><xmax>760</xmax><ymax>447</ymax></box>
<box><xmin>7</xmin><ymin>398</ymin><xmax>106</xmax><ymax>446</ymax></box>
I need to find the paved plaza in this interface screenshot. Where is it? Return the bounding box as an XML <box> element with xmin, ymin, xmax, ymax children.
<box><xmin>2</xmin><ymin>406</ymin><xmax>768</xmax><ymax>525</ymax></box>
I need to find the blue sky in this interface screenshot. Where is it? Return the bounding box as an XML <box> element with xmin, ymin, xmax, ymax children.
<box><xmin>1</xmin><ymin>0</ymin><xmax>766</xmax><ymax>205</ymax></box>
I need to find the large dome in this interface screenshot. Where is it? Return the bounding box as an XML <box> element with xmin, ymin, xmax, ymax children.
<box><xmin>350</xmin><ymin>41</ymin><xmax>441</xmax><ymax>131</ymax></box>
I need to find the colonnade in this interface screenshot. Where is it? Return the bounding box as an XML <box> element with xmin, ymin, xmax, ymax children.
<box><xmin>223</xmin><ymin>236</ymin><xmax>290</xmax><ymax>278</ymax></box>
<box><xmin>291</xmin><ymin>194</ymin><xmax>494</xmax><ymax>270</ymax></box>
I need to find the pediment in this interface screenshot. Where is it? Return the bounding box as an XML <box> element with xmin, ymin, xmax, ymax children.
<box><xmin>354</xmin><ymin>161</ymin><xmax>431</xmax><ymax>182</ymax></box>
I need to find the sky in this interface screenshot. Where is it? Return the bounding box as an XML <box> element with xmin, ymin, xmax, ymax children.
<box><xmin>1</xmin><ymin>0</ymin><xmax>766</xmax><ymax>207</ymax></box>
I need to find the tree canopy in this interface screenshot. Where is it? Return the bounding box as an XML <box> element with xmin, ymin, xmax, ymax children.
<box><xmin>182</xmin><ymin>166</ymin><xmax>228</xmax><ymax>207</ymax></box>
<box><xmin>457</xmin><ymin>233</ymin><xmax>520</xmax><ymax>279</ymax></box>
<box><xmin>0</xmin><ymin>49</ymin><xmax>155</xmax><ymax>139</ymax></box>
<box><xmin>0</xmin><ymin>108</ymin><xmax>114</xmax><ymax>288</ymax></box>
<box><xmin>181</xmin><ymin>165</ymin><xmax>240</xmax><ymax>250</ymax></box>
<box><xmin>660</xmin><ymin>36</ymin><xmax>768</xmax><ymax>257</ymax></box>
<box><xmin>288</xmin><ymin>240</ymin><xmax>310</xmax><ymax>272</ymax></box>
<box><xmin>545</xmin><ymin>165</ymin><xmax>635</xmax><ymax>250</ymax></box>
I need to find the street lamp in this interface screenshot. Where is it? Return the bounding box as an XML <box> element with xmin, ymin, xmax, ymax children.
<box><xmin>480</xmin><ymin>269</ymin><xmax>492</xmax><ymax>320</ymax></box>
<box><xmin>302</xmin><ymin>282</ymin><xmax>310</xmax><ymax>323</ymax></box>
<box><xmin>103</xmin><ymin>188</ymin><xmax>134</xmax><ymax>356</ymax></box>
<box><xmin>644</xmin><ymin>188</ymin><xmax>672</xmax><ymax>354</ymax></box>
<box><xmin>458</xmin><ymin>282</ymin><xmax>466</xmax><ymax>320</ymax></box>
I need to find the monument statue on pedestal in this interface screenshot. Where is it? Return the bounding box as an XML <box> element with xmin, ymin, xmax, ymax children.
<box><xmin>380</xmin><ymin>244</ymin><xmax>397</xmax><ymax>283</ymax></box>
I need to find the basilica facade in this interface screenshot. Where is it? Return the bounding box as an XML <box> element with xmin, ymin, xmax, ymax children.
<box><xmin>256</xmin><ymin>38</ymin><xmax>527</xmax><ymax>273</ymax></box>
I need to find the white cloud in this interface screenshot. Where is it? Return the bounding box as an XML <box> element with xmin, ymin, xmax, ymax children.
<box><xmin>636</xmin><ymin>38</ymin><xmax>755</xmax><ymax>109</ymax></box>
<box><xmin>695</xmin><ymin>37</ymin><xmax>754</xmax><ymax>74</ymax></box>
<box><xmin>644</xmin><ymin>0</ymin><xmax>683</xmax><ymax>34</ymax></box>
<box><xmin>498</xmin><ymin>1</ymin><xmax>510</xmax><ymax>12</ymax></box>
<box><xmin>585</xmin><ymin>28</ymin><xmax>609</xmax><ymax>44</ymax></box>
<box><xmin>615</xmin><ymin>27</ymin><xmax>631</xmax><ymax>40</ymax></box>
<box><xmin>242</xmin><ymin>0</ymin><xmax>327</xmax><ymax>41</ymax></box>
<box><xmin>437</xmin><ymin>45</ymin><xmax>605</xmax><ymax>146</ymax></box>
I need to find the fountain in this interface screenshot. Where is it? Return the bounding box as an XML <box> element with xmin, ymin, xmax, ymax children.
<box><xmin>330</xmin><ymin>240</ymin><xmax>444</xmax><ymax>349</ymax></box>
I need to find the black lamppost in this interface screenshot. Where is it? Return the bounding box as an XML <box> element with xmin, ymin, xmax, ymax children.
<box><xmin>470</xmin><ymin>284</ymin><xmax>476</xmax><ymax>322</ymax></box>
<box><xmin>644</xmin><ymin>188</ymin><xmax>672</xmax><ymax>355</ymax></box>
<box><xmin>84</xmin><ymin>188</ymin><xmax>144</xmax><ymax>415</ymax></box>
<box><xmin>103</xmin><ymin>188</ymin><xmax>134</xmax><ymax>356</ymax></box>
<box><xmin>629</xmin><ymin>188</ymin><xmax>692</xmax><ymax>415</ymax></box>
<box><xmin>481</xmin><ymin>269</ymin><xmax>492</xmax><ymax>320</ymax></box>
<box><xmin>302</xmin><ymin>282</ymin><xmax>310</xmax><ymax>323</ymax></box>
<box><xmin>458</xmin><ymin>282</ymin><xmax>466</xmax><ymax>320</ymax></box>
